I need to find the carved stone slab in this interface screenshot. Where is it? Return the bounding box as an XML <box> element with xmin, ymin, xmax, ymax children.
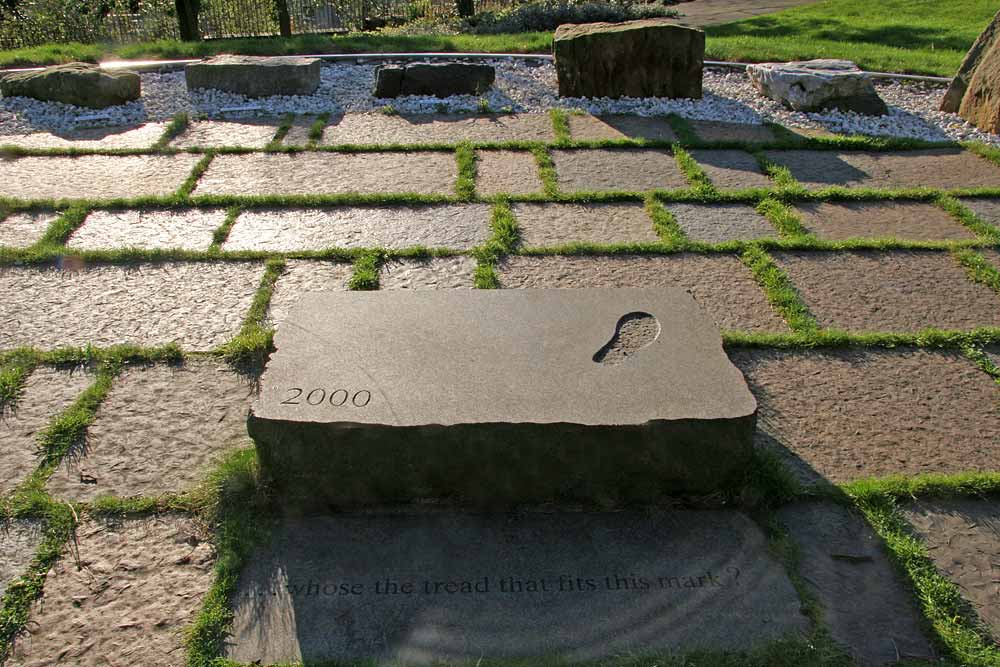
<box><xmin>248</xmin><ymin>288</ymin><xmax>757</xmax><ymax>506</ymax></box>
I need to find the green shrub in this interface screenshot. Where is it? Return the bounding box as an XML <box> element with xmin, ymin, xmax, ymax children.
<box><xmin>466</xmin><ymin>0</ymin><xmax>677</xmax><ymax>35</ymax></box>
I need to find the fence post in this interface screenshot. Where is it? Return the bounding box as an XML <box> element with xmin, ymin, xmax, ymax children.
<box><xmin>275</xmin><ymin>0</ymin><xmax>292</xmax><ymax>37</ymax></box>
<box><xmin>456</xmin><ymin>0</ymin><xmax>474</xmax><ymax>17</ymax></box>
<box><xmin>175</xmin><ymin>0</ymin><xmax>201</xmax><ymax>41</ymax></box>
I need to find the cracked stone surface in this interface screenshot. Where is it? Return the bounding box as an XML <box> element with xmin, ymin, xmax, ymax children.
<box><xmin>476</xmin><ymin>150</ymin><xmax>544</xmax><ymax>196</ymax></box>
<box><xmin>773</xmin><ymin>250</ymin><xmax>1000</xmax><ymax>331</ymax></box>
<box><xmin>0</xmin><ymin>123</ymin><xmax>166</xmax><ymax>150</ymax></box>
<box><xmin>690</xmin><ymin>150</ymin><xmax>773</xmax><ymax>190</ymax></box>
<box><xmin>0</xmin><ymin>367</ymin><xmax>93</xmax><ymax>496</ymax></box>
<box><xmin>567</xmin><ymin>114</ymin><xmax>676</xmax><ymax>141</ymax></box>
<box><xmin>0</xmin><ymin>155</ymin><xmax>202</xmax><ymax>201</ymax></box>
<box><xmin>67</xmin><ymin>208</ymin><xmax>226</xmax><ymax>251</ymax></box>
<box><xmin>0</xmin><ymin>520</ymin><xmax>43</xmax><ymax>601</ymax></box>
<box><xmin>6</xmin><ymin>514</ymin><xmax>215</xmax><ymax>667</ymax></box>
<box><xmin>552</xmin><ymin>149</ymin><xmax>689</xmax><ymax>192</ymax></box>
<box><xmin>194</xmin><ymin>152</ymin><xmax>457</xmax><ymax>196</ymax></box>
<box><xmin>689</xmin><ymin>120</ymin><xmax>776</xmax><ymax>143</ymax></box>
<box><xmin>47</xmin><ymin>360</ymin><xmax>256</xmax><ymax>502</ymax></box>
<box><xmin>170</xmin><ymin>119</ymin><xmax>283</xmax><ymax>148</ymax></box>
<box><xmin>498</xmin><ymin>254</ymin><xmax>786</xmax><ymax>332</ymax></box>
<box><xmin>223</xmin><ymin>205</ymin><xmax>490</xmax><ymax>251</ymax></box>
<box><xmin>314</xmin><ymin>113</ymin><xmax>555</xmax><ymax>145</ymax></box>
<box><xmin>0</xmin><ymin>262</ymin><xmax>263</xmax><ymax>350</ymax></box>
<box><xmin>729</xmin><ymin>348</ymin><xmax>1000</xmax><ymax>484</ymax></box>
<box><xmin>666</xmin><ymin>203</ymin><xmax>777</xmax><ymax>243</ymax></box>
<box><xmin>795</xmin><ymin>201</ymin><xmax>977</xmax><ymax>241</ymax></box>
<box><xmin>267</xmin><ymin>260</ymin><xmax>353</xmax><ymax>328</ymax></box>
<box><xmin>514</xmin><ymin>202</ymin><xmax>658</xmax><ymax>247</ymax></box>
<box><xmin>379</xmin><ymin>256</ymin><xmax>477</xmax><ymax>289</ymax></box>
<box><xmin>0</xmin><ymin>211</ymin><xmax>58</xmax><ymax>248</ymax></box>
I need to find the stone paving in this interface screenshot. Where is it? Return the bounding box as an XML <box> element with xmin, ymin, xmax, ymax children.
<box><xmin>1</xmin><ymin>113</ymin><xmax>1000</xmax><ymax>667</ymax></box>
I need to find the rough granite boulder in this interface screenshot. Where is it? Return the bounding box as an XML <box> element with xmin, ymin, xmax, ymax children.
<box><xmin>746</xmin><ymin>59</ymin><xmax>888</xmax><ymax>115</ymax></box>
<box><xmin>374</xmin><ymin>63</ymin><xmax>495</xmax><ymax>98</ymax></box>
<box><xmin>185</xmin><ymin>55</ymin><xmax>321</xmax><ymax>97</ymax></box>
<box><xmin>942</xmin><ymin>9</ymin><xmax>1000</xmax><ymax>113</ymax></box>
<box><xmin>0</xmin><ymin>63</ymin><xmax>140</xmax><ymax>109</ymax></box>
<box><xmin>553</xmin><ymin>19</ymin><xmax>704</xmax><ymax>99</ymax></box>
<box><xmin>943</xmin><ymin>10</ymin><xmax>1000</xmax><ymax>134</ymax></box>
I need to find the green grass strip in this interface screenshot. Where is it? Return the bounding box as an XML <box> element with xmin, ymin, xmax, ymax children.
<box><xmin>218</xmin><ymin>259</ymin><xmax>285</xmax><ymax>364</ymax></box>
<box><xmin>550</xmin><ymin>109</ymin><xmax>572</xmax><ymax>145</ymax></box>
<box><xmin>937</xmin><ymin>195</ymin><xmax>1000</xmax><ymax>242</ymax></box>
<box><xmin>756</xmin><ymin>197</ymin><xmax>811</xmax><ymax>238</ymax></box>
<box><xmin>965</xmin><ymin>345</ymin><xmax>1000</xmax><ymax>384</ymax></box>
<box><xmin>152</xmin><ymin>112</ymin><xmax>190</xmax><ymax>151</ymax></box>
<box><xmin>724</xmin><ymin>327</ymin><xmax>1000</xmax><ymax>350</ymax></box>
<box><xmin>473</xmin><ymin>200</ymin><xmax>519</xmax><ymax>289</ymax></box>
<box><xmin>0</xmin><ymin>348</ymin><xmax>37</xmax><ymax>410</ymax></box>
<box><xmin>348</xmin><ymin>251</ymin><xmax>382</xmax><ymax>291</ymax></box>
<box><xmin>33</xmin><ymin>205</ymin><xmax>90</xmax><ymax>248</ymax></box>
<box><xmin>265</xmin><ymin>113</ymin><xmax>295</xmax><ymax>151</ymax></box>
<box><xmin>672</xmin><ymin>145</ymin><xmax>716</xmax><ymax>195</ymax></box>
<box><xmin>532</xmin><ymin>146</ymin><xmax>559</xmax><ymax>198</ymax></box>
<box><xmin>753</xmin><ymin>151</ymin><xmax>802</xmax><ymax>194</ymax></box>
<box><xmin>455</xmin><ymin>143</ymin><xmax>478</xmax><ymax>201</ymax></box>
<box><xmin>308</xmin><ymin>113</ymin><xmax>329</xmax><ymax>145</ymax></box>
<box><xmin>177</xmin><ymin>152</ymin><xmax>214</xmax><ymax>199</ymax></box>
<box><xmin>963</xmin><ymin>141</ymin><xmax>1000</xmax><ymax>170</ymax></box>
<box><xmin>645</xmin><ymin>195</ymin><xmax>687</xmax><ymax>245</ymax></box>
<box><xmin>953</xmin><ymin>248</ymin><xmax>1000</xmax><ymax>294</ymax></box>
<box><xmin>209</xmin><ymin>206</ymin><xmax>244</xmax><ymax>251</ymax></box>
<box><xmin>741</xmin><ymin>245</ymin><xmax>819</xmax><ymax>334</ymax></box>
<box><xmin>667</xmin><ymin>114</ymin><xmax>700</xmax><ymax>145</ymax></box>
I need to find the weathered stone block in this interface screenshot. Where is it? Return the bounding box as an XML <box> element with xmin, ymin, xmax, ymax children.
<box><xmin>0</xmin><ymin>63</ymin><xmax>139</xmax><ymax>109</ymax></box>
<box><xmin>954</xmin><ymin>12</ymin><xmax>1000</xmax><ymax>134</ymax></box>
<box><xmin>185</xmin><ymin>55</ymin><xmax>321</xmax><ymax>97</ymax></box>
<box><xmin>553</xmin><ymin>19</ymin><xmax>704</xmax><ymax>99</ymax></box>
<box><xmin>746</xmin><ymin>59</ymin><xmax>888</xmax><ymax>115</ymax></box>
<box><xmin>374</xmin><ymin>63</ymin><xmax>495</xmax><ymax>98</ymax></box>
<box><xmin>248</xmin><ymin>288</ymin><xmax>757</xmax><ymax>508</ymax></box>
<box><xmin>942</xmin><ymin>9</ymin><xmax>1000</xmax><ymax>113</ymax></box>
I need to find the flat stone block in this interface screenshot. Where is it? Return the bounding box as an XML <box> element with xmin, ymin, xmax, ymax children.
<box><xmin>0</xmin><ymin>155</ymin><xmax>201</xmax><ymax>201</ymax></box>
<box><xmin>689</xmin><ymin>120</ymin><xmax>776</xmax><ymax>143</ymax></box>
<box><xmin>5</xmin><ymin>515</ymin><xmax>214</xmax><ymax>667</ymax></box>
<box><xmin>0</xmin><ymin>521</ymin><xmax>43</xmax><ymax>601</ymax></box>
<box><xmin>267</xmin><ymin>260</ymin><xmax>353</xmax><ymax>328</ymax></box>
<box><xmin>0</xmin><ymin>367</ymin><xmax>93</xmax><ymax>495</ymax></box>
<box><xmin>796</xmin><ymin>201</ymin><xmax>976</xmax><ymax>241</ymax></box>
<box><xmin>67</xmin><ymin>208</ymin><xmax>225</xmax><ymax>251</ymax></box>
<box><xmin>567</xmin><ymin>114</ymin><xmax>676</xmax><ymax>141</ymax></box>
<box><xmin>960</xmin><ymin>197</ymin><xmax>1000</xmax><ymax>227</ymax></box>
<box><xmin>515</xmin><ymin>202</ymin><xmax>658</xmax><ymax>247</ymax></box>
<box><xmin>498</xmin><ymin>254</ymin><xmax>787</xmax><ymax>333</ymax></box>
<box><xmin>773</xmin><ymin>250</ymin><xmax>1000</xmax><ymax>332</ymax></box>
<box><xmin>223</xmin><ymin>205</ymin><xmax>490</xmax><ymax>252</ymax></box>
<box><xmin>690</xmin><ymin>149</ymin><xmax>773</xmax><ymax>190</ymax></box>
<box><xmin>903</xmin><ymin>499</ymin><xmax>1000</xmax><ymax>638</ymax></box>
<box><xmin>1</xmin><ymin>62</ymin><xmax>140</xmax><ymax>109</ymax></box>
<box><xmin>379</xmin><ymin>256</ymin><xmax>476</xmax><ymax>290</ymax></box>
<box><xmin>763</xmin><ymin>149</ymin><xmax>1000</xmax><ymax>190</ymax></box>
<box><xmin>194</xmin><ymin>152</ymin><xmax>456</xmax><ymax>197</ymax></box>
<box><xmin>314</xmin><ymin>113</ymin><xmax>555</xmax><ymax>145</ymax></box>
<box><xmin>46</xmin><ymin>360</ymin><xmax>255</xmax><ymax>502</ymax></box>
<box><xmin>778</xmin><ymin>502</ymin><xmax>933</xmax><ymax>664</ymax></box>
<box><xmin>249</xmin><ymin>289</ymin><xmax>757</xmax><ymax>506</ymax></box>
<box><xmin>729</xmin><ymin>348</ymin><xmax>1000</xmax><ymax>484</ymax></box>
<box><xmin>375</xmin><ymin>63</ymin><xmax>495</xmax><ymax>98</ymax></box>
<box><xmin>0</xmin><ymin>123</ymin><xmax>166</xmax><ymax>150</ymax></box>
<box><xmin>170</xmin><ymin>119</ymin><xmax>283</xmax><ymax>148</ymax></box>
<box><xmin>0</xmin><ymin>211</ymin><xmax>57</xmax><ymax>248</ymax></box>
<box><xmin>0</xmin><ymin>262</ymin><xmax>263</xmax><ymax>350</ymax></box>
<box><xmin>225</xmin><ymin>511</ymin><xmax>806</xmax><ymax>664</ymax></box>
<box><xmin>666</xmin><ymin>203</ymin><xmax>776</xmax><ymax>243</ymax></box>
<box><xmin>552</xmin><ymin>148</ymin><xmax>689</xmax><ymax>192</ymax></box>
<box><xmin>476</xmin><ymin>150</ymin><xmax>543</xmax><ymax>196</ymax></box>
<box><xmin>185</xmin><ymin>55</ymin><xmax>321</xmax><ymax>97</ymax></box>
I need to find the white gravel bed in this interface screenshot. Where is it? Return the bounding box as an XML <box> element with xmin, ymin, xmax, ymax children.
<box><xmin>0</xmin><ymin>59</ymin><xmax>994</xmax><ymax>145</ymax></box>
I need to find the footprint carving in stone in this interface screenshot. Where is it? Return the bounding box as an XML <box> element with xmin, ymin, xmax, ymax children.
<box><xmin>593</xmin><ymin>312</ymin><xmax>660</xmax><ymax>366</ymax></box>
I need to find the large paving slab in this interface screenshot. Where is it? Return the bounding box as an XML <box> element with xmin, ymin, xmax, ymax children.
<box><xmin>763</xmin><ymin>149</ymin><xmax>1000</xmax><ymax>190</ymax></box>
<box><xmin>248</xmin><ymin>289</ymin><xmax>758</xmax><ymax>505</ymax></box>
<box><xmin>903</xmin><ymin>499</ymin><xmax>1000</xmax><ymax>639</ymax></box>
<box><xmin>0</xmin><ymin>367</ymin><xmax>93</xmax><ymax>496</ymax></box>
<box><xmin>567</xmin><ymin>114</ymin><xmax>676</xmax><ymax>141</ymax></box>
<box><xmin>266</xmin><ymin>260</ymin><xmax>353</xmax><ymax>328</ymax></box>
<box><xmin>0</xmin><ymin>262</ymin><xmax>263</xmax><ymax>350</ymax></box>
<box><xmin>0</xmin><ymin>520</ymin><xmax>43</xmax><ymax>601</ymax></box>
<box><xmin>729</xmin><ymin>348</ymin><xmax>1000</xmax><ymax>484</ymax></box>
<box><xmin>476</xmin><ymin>150</ymin><xmax>543</xmax><ymax>196</ymax></box>
<box><xmin>689</xmin><ymin>149</ymin><xmax>773</xmax><ymax>190</ymax></box>
<box><xmin>773</xmin><ymin>250</ymin><xmax>1000</xmax><ymax>331</ymax></box>
<box><xmin>194</xmin><ymin>152</ymin><xmax>457</xmax><ymax>196</ymax></box>
<box><xmin>795</xmin><ymin>201</ymin><xmax>977</xmax><ymax>241</ymax></box>
<box><xmin>6</xmin><ymin>514</ymin><xmax>214</xmax><ymax>667</ymax></box>
<box><xmin>498</xmin><ymin>254</ymin><xmax>787</xmax><ymax>333</ymax></box>
<box><xmin>313</xmin><ymin>113</ymin><xmax>555</xmax><ymax>145</ymax></box>
<box><xmin>223</xmin><ymin>205</ymin><xmax>491</xmax><ymax>251</ymax></box>
<box><xmin>170</xmin><ymin>119</ymin><xmax>283</xmax><ymax>148</ymax></box>
<box><xmin>0</xmin><ymin>211</ymin><xmax>57</xmax><ymax>248</ymax></box>
<box><xmin>46</xmin><ymin>359</ymin><xmax>255</xmax><ymax>502</ymax></box>
<box><xmin>225</xmin><ymin>511</ymin><xmax>808</xmax><ymax>664</ymax></box>
<box><xmin>778</xmin><ymin>502</ymin><xmax>934</xmax><ymax>665</ymax></box>
<box><xmin>0</xmin><ymin>123</ymin><xmax>166</xmax><ymax>150</ymax></box>
<box><xmin>689</xmin><ymin>120</ymin><xmax>776</xmax><ymax>143</ymax></box>
<box><xmin>0</xmin><ymin>154</ymin><xmax>202</xmax><ymax>201</ymax></box>
<box><xmin>67</xmin><ymin>208</ymin><xmax>226</xmax><ymax>251</ymax></box>
<box><xmin>551</xmin><ymin>148</ymin><xmax>689</xmax><ymax>192</ymax></box>
<box><xmin>666</xmin><ymin>203</ymin><xmax>777</xmax><ymax>243</ymax></box>
<box><xmin>514</xmin><ymin>202</ymin><xmax>658</xmax><ymax>247</ymax></box>
<box><xmin>379</xmin><ymin>256</ymin><xmax>477</xmax><ymax>289</ymax></box>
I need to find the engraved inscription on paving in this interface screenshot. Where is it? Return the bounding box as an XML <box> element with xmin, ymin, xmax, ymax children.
<box><xmin>280</xmin><ymin>387</ymin><xmax>371</xmax><ymax>407</ymax></box>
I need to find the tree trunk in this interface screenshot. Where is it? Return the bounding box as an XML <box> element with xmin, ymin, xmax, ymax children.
<box><xmin>175</xmin><ymin>0</ymin><xmax>200</xmax><ymax>41</ymax></box>
<box><xmin>275</xmin><ymin>0</ymin><xmax>292</xmax><ymax>37</ymax></box>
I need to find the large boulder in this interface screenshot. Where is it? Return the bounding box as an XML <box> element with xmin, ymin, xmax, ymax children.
<box><xmin>746</xmin><ymin>59</ymin><xmax>888</xmax><ymax>115</ymax></box>
<box><xmin>185</xmin><ymin>55</ymin><xmax>321</xmax><ymax>97</ymax></box>
<box><xmin>943</xmin><ymin>10</ymin><xmax>1000</xmax><ymax>134</ymax></box>
<box><xmin>941</xmin><ymin>10</ymin><xmax>1000</xmax><ymax>113</ymax></box>
<box><xmin>553</xmin><ymin>19</ymin><xmax>704</xmax><ymax>99</ymax></box>
<box><xmin>0</xmin><ymin>63</ymin><xmax>140</xmax><ymax>109</ymax></box>
<box><xmin>374</xmin><ymin>63</ymin><xmax>495</xmax><ymax>98</ymax></box>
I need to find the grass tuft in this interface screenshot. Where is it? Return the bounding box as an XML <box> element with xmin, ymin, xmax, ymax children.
<box><xmin>532</xmin><ymin>146</ymin><xmax>559</xmax><ymax>198</ymax></box>
<box><xmin>645</xmin><ymin>195</ymin><xmax>687</xmax><ymax>245</ymax></box>
<box><xmin>953</xmin><ymin>249</ymin><xmax>1000</xmax><ymax>294</ymax></box>
<box><xmin>937</xmin><ymin>195</ymin><xmax>1000</xmax><ymax>242</ymax></box>
<box><xmin>473</xmin><ymin>200</ymin><xmax>519</xmax><ymax>289</ymax></box>
<box><xmin>265</xmin><ymin>113</ymin><xmax>295</xmax><ymax>151</ymax></box>
<box><xmin>177</xmin><ymin>152</ymin><xmax>215</xmax><ymax>199</ymax></box>
<box><xmin>348</xmin><ymin>251</ymin><xmax>382</xmax><ymax>290</ymax></box>
<box><xmin>209</xmin><ymin>206</ymin><xmax>243</xmax><ymax>251</ymax></box>
<box><xmin>218</xmin><ymin>259</ymin><xmax>284</xmax><ymax>364</ymax></box>
<box><xmin>455</xmin><ymin>143</ymin><xmax>478</xmax><ymax>201</ymax></box>
<box><xmin>549</xmin><ymin>109</ymin><xmax>572</xmax><ymax>145</ymax></box>
<box><xmin>34</xmin><ymin>205</ymin><xmax>90</xmax><ymax>248</ymax></box>
<box><xmin>741</xmin><ymin>245</ymin><xmax>818</xmax><ymax>334</ymax></box>
<box><xmin>307</xmin><ymin>113</ymin><xmax>330</xmax><ymax>145</ymax></box>
<box><xmin>153</xmin><ymin>112</ymin><xmax>190</xmax><ymax>151</ymax></box>
<box><xmin>672</xmin><ymin>145</ymin><xmax>716</xmax><ymax>195</ymax></box>
<box><xmin>756</xmin><ymin>197</ymin><xmax>811</xmax><ymax>238</ymax></box>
